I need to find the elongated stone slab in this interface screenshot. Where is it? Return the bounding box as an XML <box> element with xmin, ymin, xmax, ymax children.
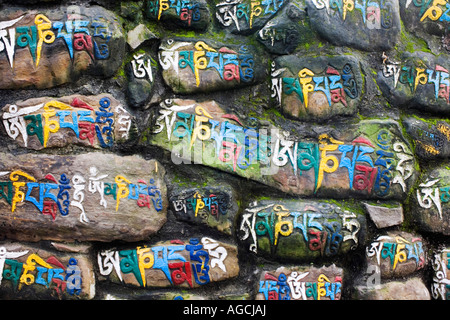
<box><xmin>306</xmin><ymin>0</ymin><xmax>401</xmax><ymax>51</ymax></box>
<box><xmin>431</xmin><ymin>247</ymin><xmax>450</xmax><ymax>300</ymax></box>
<box><xmin>411</xmin><ymin>163</ymin><xmax>450</xmax><ymax>235</ymax></box>
<box><xmin>1</xmin><ymin>94</ymin><xmax>134</xmax><ymax>150</ymax></box>
<box><xmin>0</xmin><ymin>242</ymin><xmax>95</xmax><ymax>300</ymax></box>
<box><xmin>158</xmin><ymin>39</ymin><xmax>266</xmax><ymax>94</ymax></box>
<box><xmin>0</xmin><ymin>6</ymin><xmax>126</xmax><ymax>89</ymax></box>
<box><xmin>0</xmin><ymin>152</ymin><xmax>167</xmax><ymax>242</ymax></box>
<box><xmin>97</xmin><ymin>237</ymin><xmax>239</xmax><ymax>288</ymax></box>
<box><xmin>238</xmin><ymin>199</ymin><xmax>366</xmax><ymax>260</ymax></box>
<box><xmin>271</xmin><ymin>55</ymin><xmax>363</xmax><ymax>121</ymax></box>
<box><xmin>169</xmin><ymin>185</ymin><xmax>238</xmax><ymax>235</ymax></box>
<box><xmin>366</xmin><ymin>231</ymin><xmax>426</xmax><ymax>279</ymax></box>
<box><xmin>377</xmin><ymin>51</ymin><xmax>450</xmax><ymax>114</ymax></box>
<box><xmin>256</xmin><ymin>265</ymin><xmax>343</xmax><ymax>300</ymax></box>
<box><xmin>146</xmin><ymin>0</ymin><xmax>211</xmax><ymax>30</ymax></box>
<box><xmin>146</xmin><ymin>98</ymin><xmax>417</xmax><ymax>200</ymax></box>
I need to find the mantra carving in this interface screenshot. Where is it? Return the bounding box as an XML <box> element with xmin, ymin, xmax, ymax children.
<box><xmin>431</xmin><ymin>248</ymin><xmax>450</xmax><ymax>300</ymax></box>
<box><xmin>257</xmin><ymin>266</ymin><xmax>343</xmax><ymax>300</ymax></box>
<box><xmin>239</xmin><ymin>201</ymin><xmax>363</xmax><ymax>258</ymax></box>
<box><xmin>215</xmin><ymin>0</ymin><xmax>285</xmax><ymax>31</ymax></box>
<box><xmin>1</xmin><ymin>95</ymin><xmax>132</xmax><ymax>149</ymax></box>
<box><xmin>366</xmin><ymin>235</ymin><xmax>426</xmax><ymax>276</ymax></box>
<box><xmin>97</xmin><ymin>238</ymin><xmax>238</xmax><ymax>288</ymax></box>
<box><xmin>151</xmin><ymin>99</ymin><xmax>416</xmax><ymax>198</ymax></box>
<box><xmin>403</xmin><ymin>0</ymin><xmax>450</xmax><ymax>23</ymax></box>
<box><xmin>382</xmin><ymin>53</ymin><xmax>450</xmax><ymax>104</ymax></box>
<box><xmin>147</xmin><ymin>0</ymin><xmax>208</xmax><ymax>27</ymax></box>
<box><xmin>271</xmin><ymin>61</ymin><xmax>359</xmax><ymax>110</ymax></box>
<box><xmin>0</xmin><ymin>245</ymin><xmax>89</xmax><ymax>299</ymax></box>
<box><xmin>310</xmin><ymin>0</ymin><xmax>394</xmax><ymax>29</ymax></box>
<box><xmin>170</xmin><ymin>190</ymin><xmax>230</xmax><ymax>220</ymax></box>
<box><xmin>159</xmin><ymin>40</ymin><xmax>255</xmax><ymax>89</ymax></box>
<box><xmin>0</xmin><ymin>11</ymin><xmax>113</xmax><ymax>69</ymax></box>
<box><xmin>416</xmin><ymin>178</ymin><xmax>450</xmax><ymax>219</ymax></box>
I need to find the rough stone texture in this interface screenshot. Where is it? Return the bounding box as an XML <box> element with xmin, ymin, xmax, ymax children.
<box><xmin>0</xmin><ymin>152</ymin><xmax>167</xmax><ymax>242</ymax></box>
<box><xmin>271</xmin><ymin>54</ymin><xmax>363</xmax><ymax>121</ymax></box>
<box><xmin>363</xmin><ymin>202</ymin><xmax>403</xmax><ymax>228</ymax></box>
<box><xmin>255</xmin><ymin>264</ymin><xmax>343</xmax><ymax>300</ymax></box>
<box><xmin>306</xmin><ymin>0</ymin><xmax>401</xmax><ymax>51</ymax></box>
<box><xmin>403</xmin><ymin>116</ymin><xmax>450</xmax><ymax>160</ymax></box>
<box><xmin>127</xmin><ymin>24</ymin><xmax>157</xmax><ymax>50</ymax></box>
<box><xmin>0</xmin><ymin>6</ymin><xmax>126</xmax><ymax>89</ymax></box>
<box><xmin>147</xmin><ymin>98</ymin><xmax>417</xmax><ymax>200</ymax></box>
<box><xmin>169</xmin><ymin>184</ymin><xmax>238</xmax><ymax>235</ymax></box>
<box><xmin>410</xmin><ymin>163</ymin><xmax>450</xmax><ymax>235</ymax></box>
<box><xmin>0</xmin><ymin>241</ymin><xmax>95</xmax><ymax>300</ymax></box>
<box><xmin>126</xmin><ymin>52</ymin><xmax>157</xmax><ymax>108</ymax></box>
<box><xmin>1</xmin><ymin>94</ymin><xmax>135</xmax><ymax>150</ymax></box>
<box><xmin>97</xmin><ymin>237</ymin><xmax>239</xmax><ymax>288</ymax></box>
<box><xmin>366</xmin><ymin>231</ymin><xmax>426</xmax><ymax>278</ymax></box>
<box><xmin>158</xmin><ymin>38</ymin><xmax>267</xmax><ymax>94</ymax></box>
<box><xmin>431</xmin><ymin>246</ymin><xmax>450</xmax><ymax>300</ymax></box>
<box><xmin>354</xmin><ymin>277</ymin><xmax>431</xmax><ymax>300</ymax></box>
<box><xmin>238</xmin><ymin>199</ymin><xmax>366</xmax><ymax>260</ymax></box>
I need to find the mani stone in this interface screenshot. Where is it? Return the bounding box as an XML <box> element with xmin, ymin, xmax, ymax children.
<box><xmin>0</xmin><ymin>152</ymin><xmax>167</xmax><ymax>243</ymax></box>
<box><xmin>97</xmin><ymin>237</ymin><xmax>239</xmax><ymax>288</ymax></box>
<box><xmin>363</xmin><ymin>202</ymin><xmax>403</xmax><ymax>228</ymax></box>
<box><xmin>126</xmin><ymin>52</ymin><xmax>157</xmax><ymax>108</ymax></box>
<box><xmin>169</xmin><ymin>184</ymin><xmax>239</xmax><ymax>235</ymax></box>
<box><xmin>255</xmin><ymin>265</ymin><xmax>343</xmax><ymax>300</ymax></box>
<box><xmin>146</xmin><ymin>98</ymin><xmax>417</xmax><ymax>200</ymax></box>
<box><xmin>0</xmin><ymin>241</ymin><xmax>95</xmax><ymax>300</ymax></box>
<box><xmin>214</xmin><ymin>0</ymin><xmax>286</xmax><ymax>34</ymax></box>
<box><xmin>1</xmin><ymin>94</ymin><xmax>134</xmax><ymax>150</ymax></box>
<box><xmin>146</xmin><ymin>0</ymin><xmax>211</xmax><ymax>31</ymax></box>
<box><xmin>354</xmin><ymin>277</ymin><xmax>431</xmax><ymax>300</ymax></box>
<box><xmin>366</xmin><ymin>231</ymin><xmax>427</xmax><ymax>279</ymax></box>
<box><xmin>431</xmin><ymin>247</ymin><xmax>450</xmax><ymax>300</ymax></box>
<box><xmin>238</xmin><ymin>199</ymin><xmax>367</xmax><ymax>261</ymax></box>
<box><xmin>158</xmin><ymin>38</ymin><xmax>266</xmax><ymax>94</ymax></box>
<box><xmin>0</xmin><ymin>6</ymin><xmax>126</xmax><ymax>90</ymax></box>
<box><xmin>271</xmin><ymin>55</ymin><xmax>363</xmax><ymax>121</ymax></box>
<box><xmin>377</xmin><ymin>51</ymin><xmax>450</xmax><ymax>115</ymax></box>
<box><xmin>306</xmin><ymin>0</ymin><xmax>401</xmax><ymax>51</ymax></box>
<box><xmin>410</xmin><ymin>163</ymin><xmax>450</xmax><ymax>235</ymax></box>
<box><xmin>402</xmin><ymin>116</ymin><xmax>450</xmax><ymax>160</ymax></box>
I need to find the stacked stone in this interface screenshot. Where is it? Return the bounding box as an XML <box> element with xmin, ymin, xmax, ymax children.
<box><xmin>0</xmin><ymin>0</ymin><xmax>448</xmax><ymax>300</ymax></box>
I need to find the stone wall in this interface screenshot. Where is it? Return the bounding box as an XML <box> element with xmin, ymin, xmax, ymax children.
<box><xmin>0</xmin><ymin>0</ymin><xmax>449</xmax><ymax>302</ymax></box>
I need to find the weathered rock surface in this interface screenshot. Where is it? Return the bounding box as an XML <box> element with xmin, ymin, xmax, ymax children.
<box><xmin>146</xmin><ymin>0</ymin><xmax>211</xmax><ymax>30</ymax></box>
<box><xmin>169</xmin><ymin>184</ymin><xmax>238</xmax><ymax>235</ymax></box>
<box><xmin>147</xmin><ymin>98</ymin><xmax>417</xmax><ymax>200</ymax></box>
<box><xmin>158</xmin><ymin>38</ymin><xmax>267</xmax><ymax>93</ymax></box>
<box><xmin>238</xmin><ymin>199</ymin><xmax>366</xmax><ymax>260</ymax></box>
<box><xmin>431</xmin><ymin>246</ymin><xmax>450</xmax><ymax>300</ymax></box>
<box><xmin>377</xmin><ymin>51</ymin><xmax>450</xmax><ymax>114</ymax></box>
<box><xmin>363</xmin><ymin>202</ymin><xmax>403</xmax><ymax>228</ymax></box>
<box><xmin>306</xmin><ymin>0</ymin><xmax>401</xmax><ymax>51</ymax></box>
<box><xmin>403</xmin><ymin>116</ymin><xmax>450</xmax><ymax>160</ymax></box>
<box><xmin>0</xmin><ymin>152</ymin><xmax>167</xmax><ymax>242</ymax></box>
<box><xmin>366</xmin><ymin>231</ymin><xmax>426</xmax><ymax>278</ymax></box>
<box><xmin>354</xmin><ymin>277</ymin><xmax>430</xmax><ymax>300</ymax></box>
<box><xmin>271</xmin><ymin>54</ymin><xmax>363</xmax><ymax>121</ymax></box>
<box><xmin>0</xmin><ymin>241</ymin><xmax>95</xmax><ymax>300</ymax></box>
<box><xmin>97</xmin><ymin>237</ymin><xmax>239</xmax><ymax>288</ymax></box>
<box><xmin>410</xmin><ymin>163</ymin><xmax>450</xmax><ymax>235</ymax></box>
<box><xmin>0</xmin><ymin>6</ymin><xmax>126</xmax><ymax>89</ymax></box>
<box><xmin>126</xmin><ymin>52</ymin><xmax>157</xmax><ymax>108</ymax></box>
<box><xmin>256</xmin><ymin>264</ymin><xmax>343</xmax><ymax>300</ymax></box>
<box><xmin>1</xmin><ymin>94</ymin><xmax>134</xmax><ymax>150</ymax></box>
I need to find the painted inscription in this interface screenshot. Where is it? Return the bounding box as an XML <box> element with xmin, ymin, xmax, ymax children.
<box><xmin>239</xmin><ymin>200</ymin><xmax>365</xmax><ymax>259</ymax></box>
<box><xmin>431</xmin><ymin>247</ymin><xmax>450</xmax><ymax>300</ymax></box>
<box><xmin>366</xmin><ymin>234</ymin><xmax>426</xmax><ymax>278</ymax></box>
<box><xmin>159</xmin><ymin>39</ymin><xmax>256</xmax><ymax>92</ymax></box>
<box><xmin>147</xmin><ymin>0</ymin><xmax>209</xmax><ymax>29</ymax></box>
<box><xmin>381</xmin><ymin>53</ymin><xmax>450</xmax><ymax>105</ymax></box>
<box><xmin>97</xmin><ymin>238</ymin><xmax>239</xmax><ymax>288</ymax></box>
<box><xmin>0</xmin><ymin>10</ymin><xmax>114</xmax><ymax>69</ymax></box>
<box><xmin>310</xmin><ymin>0</ymin><xmax>394</xmax><ymax>29</ymax></box>
<box><xmin>215</xmin><ymin>0</ymin><xmax>285</xmax><ymax>32</ymax></box>
<box><xmin>150</xmin><ymin>99</ymin><xmax>416</xmax><ymax>199</ymax></box>
<box><xmin>256</xmin><ymin>265</ymin><xmax>343</xmax><ymax>300</ymax></box>
<box><xmin>1</xmin><ymin>95</ymin><xmax>132</xmax><ymax>150</ymax></box>
<box><xmin>403</xmin><ymin>0</ymin><xmax>450</xmax><ymax>24</ymax></box>
<box><xmin>0</xmin><ymin>244</ymin><xmax>92</xmax><ymax>299</ymax></box>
